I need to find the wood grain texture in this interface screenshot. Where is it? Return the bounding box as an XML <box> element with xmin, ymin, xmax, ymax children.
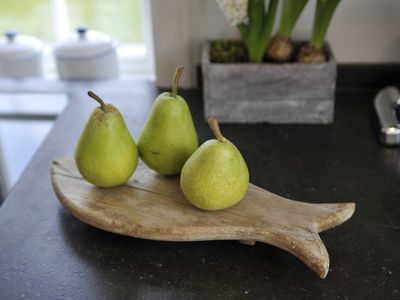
<box><xmin>51</xmin><ymin>157</ymin><xmax>355</xmax><ymax>279</ymax></box>
<box><xmin>202</xmin><ymin>42</ymin><xmax>336</xmax><ymax>124</ymax></box>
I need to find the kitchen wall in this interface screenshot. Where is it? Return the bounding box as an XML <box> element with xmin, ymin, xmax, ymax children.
<box><xmin>151</xmin><ymin>0</ymin><xmax>400</xmax><ymax>88</ymax></box>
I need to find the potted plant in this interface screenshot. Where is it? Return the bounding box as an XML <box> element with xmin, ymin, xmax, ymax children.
<box><xmin>202</xmin><ymin>0</ymin><xmax>341</xmax><ymax>124</ymax></box>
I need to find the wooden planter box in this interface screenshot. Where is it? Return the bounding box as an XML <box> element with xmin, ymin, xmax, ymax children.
<box><xmin>201</xmin><ymin>41</ymin><xmax>337</xmax><ymax>124</ymax></box>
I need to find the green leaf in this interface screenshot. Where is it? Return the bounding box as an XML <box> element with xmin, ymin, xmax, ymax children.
<box><xmin>310</xmin><ymin>0</ymin><xmax>341</xmax><ymax>50</ymax></box>
<box><xmin>238</xmin><ymin>24</ymin><xmax>249</xmax><ymax>41</ymax></box>
<box><xmin>254</xmin><ymin>0</ymin><xmax>279</xmax><ymax>61</ymax></box>
<box><xmin>237</xmin><ymin>0</ymin><xmax>279</xmax><ymax>63</ymax></box>
<box><xmin>279</xmin><ymin>0</ymin><xmax>308</xmax><ymax>38</ymax></box>
<box><xmin>247</xmin><ymin>0</ymin><xmax>265</xmax><ymax>62</ymax></box>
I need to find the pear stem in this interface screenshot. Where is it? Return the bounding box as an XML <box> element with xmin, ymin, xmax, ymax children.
<box><xmin>88</xmin><ymin>91</ymin><xmax>106</xmax><ymax>111</ymax></box>
<box><xmin>171</xmin><ymin>67</ymin><xmax>184</xmax><ymax>98</ymax></box>
<box><xmin>208</xmin><ymin>117</ymin><xmax>226</xmax><ymax>143</ymax></box>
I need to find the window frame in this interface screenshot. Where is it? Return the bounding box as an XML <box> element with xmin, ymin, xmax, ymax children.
<box><xmin>45</xmin><ymin>0</ymin><xmax>154</xmax><ymax>78</ymax></box>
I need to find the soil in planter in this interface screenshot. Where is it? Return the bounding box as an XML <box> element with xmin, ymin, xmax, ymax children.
<box><xmin>210</xmin><ymin>41</ymin><xmax>247</xmax><ymax>63</ymax></box>
<box><xmin>210</xmin><ymin>40</ymin><xmax>328</xmax><ymax>64</ymax></box>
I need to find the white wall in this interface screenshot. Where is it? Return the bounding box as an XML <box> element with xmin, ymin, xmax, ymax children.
<box><xmin>151</xmin><ymin>0</ymin><xmax>400</xmax><ymax>88</ymax></box>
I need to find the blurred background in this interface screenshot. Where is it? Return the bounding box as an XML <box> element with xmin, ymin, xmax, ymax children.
<box><xmin>0</xmin><ymin>0</ymin><xmax>154</xmax><ymax>77</ymax></box>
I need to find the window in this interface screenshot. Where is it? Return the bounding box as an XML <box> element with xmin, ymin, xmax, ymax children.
<box><xmin>0</xmin><ymin>92</ymin><xmax>68</xmax><ymax>199</ymax></box>
<box><xmin>0</xmin><ymin>0</ymin><xmax>54</xmax><ymax>41</ymax></box>
<box><xmin>0</xmin><ymin>0</ymin><xmax>154</xmax><ymax>77</ymax></box>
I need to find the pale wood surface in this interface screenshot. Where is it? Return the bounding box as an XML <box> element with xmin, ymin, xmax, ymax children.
<box><xmin>51</xmin><ymin>157</ymin><xmax>355</xmax><ymax>279</ymax></box>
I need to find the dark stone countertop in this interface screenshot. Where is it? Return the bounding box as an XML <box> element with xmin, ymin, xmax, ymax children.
<box><xmin>0</xmin><ymin>78</ymin><xmax>399</xmax><ymax>299</ymax></box>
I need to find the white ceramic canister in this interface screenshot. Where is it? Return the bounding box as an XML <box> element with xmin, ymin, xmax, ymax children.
<box><xmin>54</xmin><ymin>28</ymin><xmax>119</xmax><ymax>79</ymax></box>
<box><xmin>0</xmin><ymin>31</ymin><xmax>43</xmax><ymax>78</ymax></box>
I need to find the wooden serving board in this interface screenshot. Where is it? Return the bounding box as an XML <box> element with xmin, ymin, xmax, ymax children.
<box><xmin>51</xmin><ymin>157</ymin><xmax>355</xmax><ymax>278</ymax></box>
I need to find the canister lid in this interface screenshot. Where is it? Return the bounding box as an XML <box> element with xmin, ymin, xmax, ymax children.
<box><xmin>54</xmin><ymin>27</ymin><xmax>116</xmax><ymax>59</ymax></box>
<box><xmin>0</xmin><ymin>31</ymin><xmax>43</xmax><ymax>61</ymax></box>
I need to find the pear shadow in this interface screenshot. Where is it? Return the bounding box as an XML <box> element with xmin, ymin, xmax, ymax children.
<box><xmin>57</xmin><ymin>207</ymin><xmax>328</xmax><ymax>298</ymax></box>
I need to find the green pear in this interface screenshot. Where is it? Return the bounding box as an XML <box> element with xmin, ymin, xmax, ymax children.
<box><xmin>138</xmin><ymin>67</ymin><xmax>198</xmax><ymax>175</ymax></box>
<box><xmin>180</xmin><ymin>117</ymin><xmax>249</xmax><ymax>210</ymax></box>
<box><xmin>75</xmin><ymin>91</ymin><xmax>138</xmax><ymax>188</ymax></box>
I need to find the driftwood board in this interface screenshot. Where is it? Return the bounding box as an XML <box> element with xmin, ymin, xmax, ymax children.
<box><xmin>51</xmin><ymin>157</ymin><xmax>355</xmax><ymax>278</ymax></box>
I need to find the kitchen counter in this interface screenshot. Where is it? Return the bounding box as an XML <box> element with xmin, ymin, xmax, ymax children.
<box><xmin>0</xmin><ymin>78</ymin><xmax>399</xmax><ymax>299</ymax></box>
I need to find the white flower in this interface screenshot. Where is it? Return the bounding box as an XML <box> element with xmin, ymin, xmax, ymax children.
<box><xmin>216</xmin><ymin>0</ymin><xmax>249</xmax><ymax>26</ymax></box>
